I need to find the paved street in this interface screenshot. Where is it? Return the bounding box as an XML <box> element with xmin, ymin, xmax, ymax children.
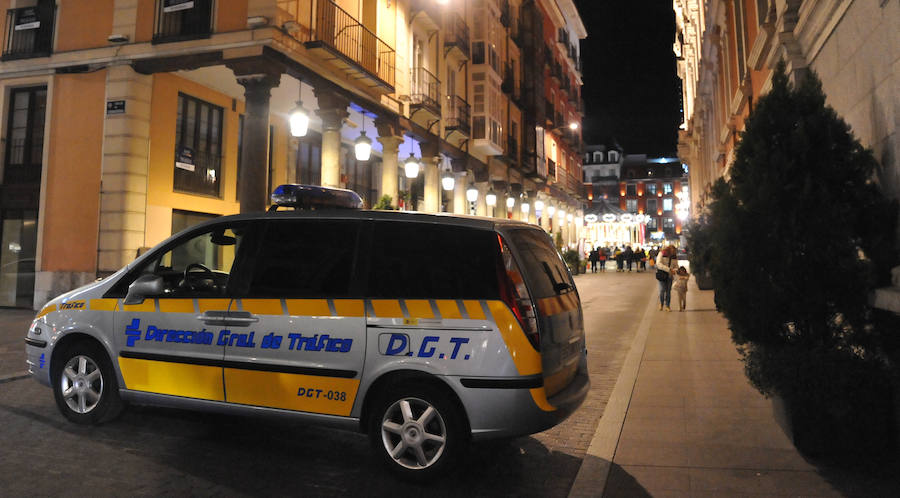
<box><xmin>0</xmin><ymin>271</ymin><xmax>653</xmax><ymax>496</ymax></box>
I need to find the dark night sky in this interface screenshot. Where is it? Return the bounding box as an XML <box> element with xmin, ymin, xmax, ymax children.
<box><xmin>573</xmin><ymin>0</ymin><xmax>681</xmax><ymax>157</ymax></box>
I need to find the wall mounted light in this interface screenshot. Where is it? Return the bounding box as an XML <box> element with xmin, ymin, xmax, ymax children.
<box><xmin>289</xmin><ymin>82</ymin><xmax>309</xmax><ymax>138</ymax></box>
<box><xmin>485</xmin><ymin>188</ymin><xmax>497</xmax><ymax>207</ymax></box>
<box><xmin>466</xmin><ymin>183</ymin><xmax>479</xmax><ymax>202</ymax></box>
<box><xmin>506</xmin><ymin>193</ymin><xmax>516</xmax><ymax>209</ymax></box>
<box><xmin>547</xmin><ymin>205</ymin><xmax>556</xmax><ymax>217</ymax></box>
<box><xmin>534</xmin><ymin>199</ymin><xmax>544</xmax><ymax>212</ymax></box>
<box><xmin>521</xmin><ymin>195</ymin><xmax>530</xmax><ymax>214</ymax></box>
<box><xmin>442</xmin><ymin>170</ymin><xmax>455</xmax><ymax>191</ymax></box>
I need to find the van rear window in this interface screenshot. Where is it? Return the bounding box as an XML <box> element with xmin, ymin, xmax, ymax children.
<box><xmin>368</xmin><ymin>222</ymin><xmax>500</xmax><ymax>299</ymax></box>
<box><xmin>504</xmin><ymin>228</ymin><xmax>574</xmax><ymax>299</ymax></box>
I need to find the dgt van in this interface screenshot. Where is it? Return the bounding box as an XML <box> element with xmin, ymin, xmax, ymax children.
<box><xmin>24</xmin><ymin>185</ymin><xmax>589</xmax><ymax>479</ymax></box>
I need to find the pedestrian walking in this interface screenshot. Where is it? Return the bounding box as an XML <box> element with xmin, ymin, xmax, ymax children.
<box><xmin>624</xmin><ymin>245</ymin><xmax>634</xmax><ymax>272</ymax></box>
<box><xmin>655</xmin><ymin>245</ymin><xmax>678</xmax><ymax>311</ymax></box>
<box><xmin>673</xmin><ymin>266</ymin><xmax>690</xmax><ymax>311</ymax></box>
<box><xmin>614</xmin><ymin>246</ymin><xmax>624</xmax><ymax>272</ymax></box>
<box><xmin>599</xmin><ymin>247</ymin><xmax>608</xmax><ymax>271</ymax></box>
<box><xmin>635</xmin><ymin>246</ymin><xmax>647</xmax><ymax>272</ymax></box>
<box><xmin>589</xmin><ymin>248</ymin><xmax>599</xmax><ymax>273</ymax></box>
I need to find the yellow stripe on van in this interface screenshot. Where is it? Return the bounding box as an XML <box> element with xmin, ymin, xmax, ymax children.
<box><xmin>333</xmin><ymin>299</ymin><xmax>365</xmax><ymax>317</ymax></box>
<box><xmin>158</xmin><ymin>299</ymin><xmax>195</xmax><ymax>314</ymax></box>
<box><xmin>36</xmin><ymin>304</ymin><xmax>56</xmax><ymax>318</ymax></box>
<box><xmin>286</xmin><ymin>299</ymin><xmax>331</xmax><ymax>317</ymax></box>
<box><xmin>529</xmin><ymin>388</ymin><xmax>557</xmax><ymax>412</ymax></box>
<box><xmin>121</xmin><ymin>300</ymin><xmax>155</xmax><ymax>313</ymax></box>
<box><xmin>240</xmin><ymin>299</ymin><xmax>283</xmax><ymax>316</ymax></box>
<box><xmin>89</xmin><ymin>298</ymin><xmax>118</xmax><ymax>312</ymax></box>
<box><xmin>197</xmin><ymin>299</ymin><xmax>231</xmax><ymax>312</ymax></box>
<box><xmin>224</xmin><ymin>369</ymin><xmax>360</xmax><ymax>416</ymax></box>
<box><xmin>117</xmin><ymin>357</ymin><xmax>224</xmax><ymax>401</ymax></box>
<box><xmin>463</xmin><ymin>300</ymin><xmax>486</xmax><ymax>320</ymax></box>
<box><xmin>371</xmin><ymin>299</ymin><xmax>403</xmax><ymax>318</ymax></box>
<box><xmin>404</xmin><ymin>300</ymin><xmax>434</xmax><ymax>319</ymax></box>
<box><xmin>486</xmin><ymin>301</ymin><xmax>542</xmax><ymax>376</ymax></box>
<box><xmin>435</xmin><ymin>300</ymin><xmax>462</xmax><ymax>319</ymax></box>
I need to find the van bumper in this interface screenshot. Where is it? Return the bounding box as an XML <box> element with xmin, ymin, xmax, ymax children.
<box><xmin>25</xmin><ymin>341</ymin><xmax>52</xmax><ymax>387</ymax></box>
<box><xmin>453</xmin><ymin>353</ymin><xmax>590</xmax><ymax>440</ymax></box>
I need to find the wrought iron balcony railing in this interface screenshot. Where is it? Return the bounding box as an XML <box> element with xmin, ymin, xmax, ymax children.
<box><xmin>277</xmin><ymin>0</ymin><xmax>395</xmax><ymax>88</ymax></box>
<box><xmin>409</xmin><ymin>67</ymin><xmax>440</xmax><ymax>115</ymax></box>
<box><xmin>2</xmin><ymin>5</ymin><xmax>54</xmax><ymax>60</ymax></box>
<box><xmin>443</xmin><ymin>12</ymin><xmax>469</xmax><ymax>59</ymax></box>
<box><xmin>445</xmin><ymin>95</ymin><xmax>471</xmax><ymax>136</ymax></box>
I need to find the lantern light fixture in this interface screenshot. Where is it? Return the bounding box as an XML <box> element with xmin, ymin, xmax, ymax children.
<box><xmin>353</xmin><ymin>113</ymin><xmax>372</xmax><ymax>161</ymax></box>
<box><xmin>520</xmin><ymin>195</ymin><xmax>530</xmax><ymax>214</ymax></box>
<box><xmin>534</xmin><ymin>199</ymin><xmax>544</xmax><ymax>212</ymax></box>
<box><xmin>289</xmin><ymin>84</ymin><xmax>310</xmax><ymax>138</ymax></box>
<box><xmin>547</xmin><ymin>205</ymin><xmax>556</xmax><ymax>217</ymax></box>
<box><xmin>404</xmin><ymin>154</ymin><xmax>420</xmax><ymax>178</ymax></box>
<box><xmin>485</xmin><ymin>188</ymin><xmax>497</xmax><ymax>207</ymax></box>
<box><xmin>441</xmin><ymin>170</ymin><xmax>455</xmax><ymax>191</ymax></box>
<box><xmin>506</xmin><ymin>193</ymin><xmax>516</xmax><ymax>209</ymax></box>
<box><xmin>466</xmin><ymin>183</ymin><xmax>479</xmax><ymax>202</ymax></box>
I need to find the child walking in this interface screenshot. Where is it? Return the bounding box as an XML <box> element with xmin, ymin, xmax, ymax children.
<box><xmin>673</xmin><ymin>266</ymin><xmax>690</xmax><ymax>311</ymax></box>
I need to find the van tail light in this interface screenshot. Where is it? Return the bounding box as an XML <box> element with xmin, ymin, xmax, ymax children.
<box><xmin>496</xmin><ymin>234</ymin><xmax>541</xmax><ymax>351</ymax></box>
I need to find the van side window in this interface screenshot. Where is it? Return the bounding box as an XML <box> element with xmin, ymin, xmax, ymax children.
<box><xmin>245</xmin><ymin>220</ymin><xmax>359</xmax><ymax>298</ymax></box>
<box><xmin>368</xmin><ymin>223</ymin><xmax>500</xmax><ymax>299</ymax></box>
<box><xmin>505</xmin><ymin>229</ymin><xmax>574</xmax><ymax>298</ymax></box>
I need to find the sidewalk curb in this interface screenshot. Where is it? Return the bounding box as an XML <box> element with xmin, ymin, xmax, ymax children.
<box><xmin>568</xmin><ymin>289</ymin><xmax>658</xmax><ymax>497</ymax></box>
<box><xmin>0</xmin><ymin>371</ymin><xmax>29</xmax><ymax>385</ymax></box>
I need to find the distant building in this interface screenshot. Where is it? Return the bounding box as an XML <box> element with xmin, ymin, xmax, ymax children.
<box><xmin>619</xmin><ymin>155</ymin><xmax>689</xmax><ymax>242</ymax></box>
<box><xmin>582</xmin><ymin>143</ymin><xmax>623</xmax><ymax>205</ymax></box>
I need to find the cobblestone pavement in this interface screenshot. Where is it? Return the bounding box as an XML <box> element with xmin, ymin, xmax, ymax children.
<box><xmin>0</xmin><ymin>272</ymin><xmax>657</xmax><ymax>496</ymax></box>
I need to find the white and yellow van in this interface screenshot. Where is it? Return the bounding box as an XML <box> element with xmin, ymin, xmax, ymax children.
<box><xmin>25</xmin><ymin>185</ymin><xmax>589</xmax><ymax>479</ymax></box>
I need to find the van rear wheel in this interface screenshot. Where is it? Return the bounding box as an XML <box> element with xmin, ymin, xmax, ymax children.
<box><xmin>369</xmin><ymin>384</ymin><xmax>465</xmax><ymax>480</ymax></box>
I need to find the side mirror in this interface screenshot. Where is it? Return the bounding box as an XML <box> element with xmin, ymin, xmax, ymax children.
<box><xmin>124</xmin><ymin>274</ymin><xmax>163</xmax><ymax>305</ymax></box>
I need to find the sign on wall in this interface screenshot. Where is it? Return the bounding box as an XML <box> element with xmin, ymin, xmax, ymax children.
<box><xmin>14</xmin><ymin>8</ymin><xmax>40</xmax><ymax>31</ymax></box>
<box><xmin>163</xmin><ymin>0</ymin><xmax>194</xmax><ymax>13</ymax></box>
<box><xmin>176</xmin><ymin>146</ymin><xmax>195</xmax><ymax>172</ymax></box>
<box><xmin>106</xmin><ymin>100</ymin><xmax>126</xmax><ymax>115</ymax></box>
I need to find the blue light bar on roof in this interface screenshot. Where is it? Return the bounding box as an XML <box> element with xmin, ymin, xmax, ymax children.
<box><xmin>270</xmin><ymin>184</ymin><xmax>363</xmax><ymax>210</ymax></box>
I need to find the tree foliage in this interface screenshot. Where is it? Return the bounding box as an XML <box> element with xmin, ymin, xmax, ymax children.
<box><xmin>704</xmin><ymin>63</ymin><xmax>898</xmax><ymax>398</ymax></box>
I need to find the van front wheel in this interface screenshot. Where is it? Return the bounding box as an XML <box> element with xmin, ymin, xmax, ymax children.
<box><xmin>369</xmin><ymin>385</ymin><xmax>465</xmax><ymax>480</ymax></box>
<box><xmin>51</xmin><ymin>341</ymin><xmax>123</xmax><ymax>425</ymax></box>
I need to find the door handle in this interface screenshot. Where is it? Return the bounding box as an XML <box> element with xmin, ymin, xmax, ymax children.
<box><xmin>198</xmin><ymin>310</ymin><xmax>259</xmax><ymax>327</ymax></box>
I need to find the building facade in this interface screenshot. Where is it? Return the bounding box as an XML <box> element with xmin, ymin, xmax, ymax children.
<box><xmin>673</xmin><ymin>0</ymin><xmax>898</xmax><ymax>228</ymax></box>
<box><xmin>582</xmin><ymin>143</ymin><xmax>623</xmax><ymax>205</ymax></box>
<box><xmin>0</xmin><ymin>0</ymin><xmax>587</xmax><ymax>308</ymax></box>
<box><xmin>618</xmin><ymin>155</ymin><xmax>688</xmax><ymax>243</ymax></box>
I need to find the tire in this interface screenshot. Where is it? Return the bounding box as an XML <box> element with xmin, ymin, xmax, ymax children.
<box><xmin>51</xmin><ymin>340</ymin><xmax>123</xmax><ymax>425</ymax></box>
<box><xmin>368</xmin><ymin>383</ymin><xmax>466</xmax><ymax>481</ymax></box>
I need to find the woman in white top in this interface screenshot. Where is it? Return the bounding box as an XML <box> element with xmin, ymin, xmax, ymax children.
<box><xmin>656</xmin><ymin>245</ymin><xmax>678</xmax><ymax>311</ymax></box>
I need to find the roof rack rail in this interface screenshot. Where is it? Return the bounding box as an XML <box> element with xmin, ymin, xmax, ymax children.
<box><xmin>269</xmin><ymin>184</ymin><xmax>364</xmax><ymax>211</ymax></box>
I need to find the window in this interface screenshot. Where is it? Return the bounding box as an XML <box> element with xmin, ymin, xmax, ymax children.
<box><xmin>626</xmin><ymin>184</ymin><xmax>636</xmax><ymax>196</ymax></box>
<box><xmin>368</xmin><ymin>223</ymin><xmax>500</xmax><ymax>299</ymax></box>
<box><xmin>646</xmin><ymin>199</ymin><xmax>657</xmax><ymax>213</ymax></box>
<box><xmin>4</xmin><ymin>86</ymin><xmax>46</xmax><ymax>183</ymax></box>
<box><xmin>663</xmin><ymin>218</ymin><xmax>675</xmax><ymax>230</ymax></box>
<box><xmin>733</xmin><ymin>0</ymin><xmax>748</xmax><ymax>80</ymax></box>
<box><xmin>626</xmin><ymin>199</ymin><xmax>637</xmax><ymax>212</ymax></box>
<box><xmin>295</xmin><ymin>131</ymin><xmax>322</xmax><ymax>186</ymax></box>
<box><xmin>154</xmin><ymin>0</ymin><xmax>214</xmax><ymax>43</ymax></box>
<box><xmin>647</xmin><ymin>217</ymin><xmax>658</xmax><ymax>229</ymax></box>
<box><xmin>593</xmin><ymin>151</ymin><xmax>603</xmax><ymax>163</ymax></box>
<box><xmin>172</xmin><ymin>210</ymin><xmax>216</xmax><ymax>235</ymax></box>
<box><xmin>609</xmin><ymin>151</ymin><xmax>618</xmax><ymax>162</ymax></box>
<box><xmin>663</xmin><ymin>182</ymin><xmax>673</xmax><ymax>194</ymax></box>
<box><xmin>663</xmin><ymin>198</ymin><xmax>673</xmax><ymax>212</ymax></box>
<box><xmin>2</xmin><ymin>2</ymin><xmax>55</xmax><ymax>60</ymax></box>
<box><xmin>646</xmin><ymin>183</ymin><xmax>657</xmax><ymax>195</ymax></box>
<box><xmin>174</xmin><ymin>93</ymin><xmax>223</xmax><ymax>197</ymax></box>
<box><xmin>248</xmin><ymin>220</ymin><xmax>359</xmax><ymax>298</ymax></box>
<box><xmin>756</xmin><ymin>0</ymin><xmax>768</xmax><ymax>24</ymax></box>
<box><xmin>113</xmin><ymin>222</ymin><xmax>254</xmax><ymax>298</ymax></box>
<box><xmin>505</xmin><ymin>228</ymin><xmax>573</xmax><ymax>299</ymax></box>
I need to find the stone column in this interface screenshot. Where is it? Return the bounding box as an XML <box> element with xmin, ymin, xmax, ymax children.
<box><xmin>315</xmin><ymin>89</ymin><xmax>350</xmax><ymax>188</ymax></box>
<box><xmin>97</xmin><ymin>64</ymin><xmax>152</xmax><ymax>277</ymax></box>
<box><xmin>420</xmin><ymin>141</ymin><xmax>441</xmax><ymax>213</ymax></box>
<box><xmin>375</xmin><ymin>117</ymin><xmax>403</xmax><ymax>208</ymax></box>
<box><xmin>233</xmin><ymin>71</ymin><xmax>281</xmax><ymax>213</ymax></box>
<box><xmin>453</xmin><ymin>172</ymin><xmax>467</xmax><ymax>214</ymax></box>
<box><xmin>475</xmin><ymin>182</ymin><xmax>489</xmax><ymax>216</ymax></box>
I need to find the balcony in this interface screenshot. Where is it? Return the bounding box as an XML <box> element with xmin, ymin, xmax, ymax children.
<box><xmin>444</xmin><ymin>95</ymin><xmax>471</xmax><ymax>141</ymax></box>
<box><xmin>153</xmin><ymin>0</ymin><xmax>213</xmax><ymax>44</ymax></box>
<box><xmin>500</xmin><ymin>0</ymin><xmax>510</xmax><ymax>28</ymax></box>
<box><xmin>548</xmin><ymin>159</ymin><xmax>557</xmax><ymax>180</ymax></box>
<box><xmin>506</xmin><ymin>135</ymin><xmax>519</xmax><ymax>165</ymax></box>
<box><xmin>501</xmin><ymin>63</ymin><xmax>515</xmax><ymax>96</ymax></box>
<box><xmin>408</xmin><ymin>67</ymin><xmax>441</xmax><ymax>122</ymax></box>
<box><xmin>409</xmin><ymin>0</ymin><xmax>440</xmax><ymax>33</ymax></box>
<box><xmin>443</xmin><ymin>12</ymin><xmax>469</xmax><ymax>61</ymax></box>
<box><xmin>2</xmin><ymin>4</ymin><xmax>54</xmax><ymax>61</ymax></box>
<box><xmin>291</xmin><ymin>0</ymin><xmax>395</xmax><ymax>91</ymax></box>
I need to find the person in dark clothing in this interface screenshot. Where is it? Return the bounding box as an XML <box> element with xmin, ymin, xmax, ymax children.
<box><xmin>624</xmin><ymin>245</ymin><xmax>634</xmax><ymax>272</ymax></box>
<box><xmin>614</xmin><ymin>246</ymin><xmax>624</xmax><ymax>272</ymax></box>
<box><xmin>589</xmin><ymin>248</ymin><xmax>599</xmax><ymax>273</ymax></box>
<box><xmin>599</xmin><ymin>247</ymin><xmax>608</xmax><ymax>271</ymax></box>
<box><xmin>635</xmin><ymin>246</ymin><xmax>647</xmax><ymax>272</ymax></box>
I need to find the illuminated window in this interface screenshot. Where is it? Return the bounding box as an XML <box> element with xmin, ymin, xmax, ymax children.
<box><xmin>663</xmin><ymin>198</ymin><xmax>673</xmax><ymax>211</ymax></box>
<box><xmin>663</xmin><ymin>182</ymin><xmax>673</xmax><ymax>194</ymax></box>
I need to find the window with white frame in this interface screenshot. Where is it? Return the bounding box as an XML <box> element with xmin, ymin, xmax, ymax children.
<box><xmin>626</xmin><ymin>199</ymin><xmax>637</xmax><ymax>212</ymax></box>
<box><xmin>663</xmin><ymin>198</ymin><xmax>673</xmax><ymax>211</ymax></box>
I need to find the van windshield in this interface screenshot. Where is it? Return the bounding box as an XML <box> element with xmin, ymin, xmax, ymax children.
<box><xmin>504</xmin><ymin>228</ymin><xmax>574</xmax><ymax>299</ymax></box>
